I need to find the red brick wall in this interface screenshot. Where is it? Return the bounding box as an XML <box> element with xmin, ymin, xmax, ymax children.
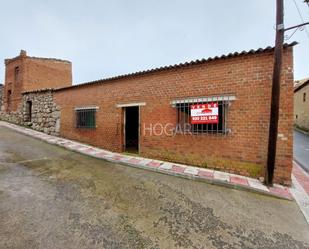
<box><xmin>23</xmin><ymin>58</ymin><xmax>72</xmax><ymax>92</ymax></box>
<box><xmin>273</xmin><ymin>48</ymin><xmax>294</xmax><ymax>184</ymax></box>
<box><xmin>54</xmin><ymin>48</ymin><xmax>294</xmax><ymax>185</ymax></box>
<box><xmin>2</xmin><ymin>51</ymin><xmax>72</xmax><ymax>112</ymax></box>
<box><xmin>3</xmin><ymin>57</ymin><xmax>25</xmax><ymax>111</ymax></box>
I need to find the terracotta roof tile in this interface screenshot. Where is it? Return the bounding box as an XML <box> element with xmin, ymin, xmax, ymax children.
<box><xmin>23</xmin><ymin>42</ymin><xmax>298</xmax><ymax>94</ymax></box>
<box><xmin>294</xmin><ymin>77</ymin><xmax>309</xmax><ymax>92</ymax></box>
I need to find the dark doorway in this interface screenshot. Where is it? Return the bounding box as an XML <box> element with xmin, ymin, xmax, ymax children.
<box><xmin>125</xmin><ymin>106</ymin><xmax>139</xmax><ymax>153</ymax></box>
<box><xmin>7</xmin><ymin>90</ymin><xmax>11</xmax><ymax>112</ymax></box>
<box><xmin>25</xmin><ymin>101</ymin><xmax>32</xmax><ymax>122</ymax></box>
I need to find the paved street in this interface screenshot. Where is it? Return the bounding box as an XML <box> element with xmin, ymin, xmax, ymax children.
<box><xmin>294</xmin><ymin>130</ymin><xmax>309</xmax><ymax>173</ymax></box>
<box><xmin>0</xmin><ymin>127</ymin><xmax>309</xmax><ymax>249</ymax></box>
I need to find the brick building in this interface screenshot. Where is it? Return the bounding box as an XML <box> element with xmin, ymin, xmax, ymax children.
<box><xmin>0</xmin><ymin>44</ymin><xmax>296</xmax><ymax>185</ymax></box>
<box><xmin>2</xmin><ymin>50</ymin><xmax>72</xmax><ymax>112</ymax></box>
<box><xmin>294</xmin><ymin>78</ymin><xmax>309</xmax><ymax>131</ymax></box>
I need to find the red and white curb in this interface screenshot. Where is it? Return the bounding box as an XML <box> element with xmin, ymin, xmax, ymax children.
<box><xmin>0</xmin><ymin>121</ymin><xmax>293</xmax><ymax>200</ymax></box>
<box><xmin>291</xmin><ymin>162</ymin><xmax>309</xmax><ymax>223</ymax></box>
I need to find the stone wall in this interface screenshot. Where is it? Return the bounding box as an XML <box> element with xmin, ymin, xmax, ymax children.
<box><xmin>3</xmin><ymin>50</ymin><xmax>72</xmax><ymax>112</ymax></box>
<box><xmin>0</xmin><ymin>89</ymin><xmax>61</xmax><ymax>136</ymax></box>
<box><xmin>0</xmin><ymin>84</ymin><xmax>24</xmax><ymax>123</ymax></box>
<box><xmin>0</xmin><ymin>110</ymin><xmax>23</xmax><ymax>124</ymax></box>
<box><xmin>23</xmin><ymin>90</ymin><xmax>61</xmax><ymax>135</ymax></box>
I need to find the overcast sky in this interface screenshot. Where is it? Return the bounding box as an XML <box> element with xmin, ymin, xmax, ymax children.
<box><xmin>0</xmin><ymin>0</ymin><xmax>308</xmax><ymax>84</ymax></box>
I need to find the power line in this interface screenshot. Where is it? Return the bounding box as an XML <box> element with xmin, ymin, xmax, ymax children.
<box><xmin>266</xmin><ymin>0</ymin><xmax>309</xmax><ymax>185</ymax></box>
<box><xmin>293</xmin><ymin>0</ymin><xmax>309</xmax><ymax>37</ymax></box>
<box><xmin>284</xmin><ymin>25</ymin><xmax>299</xmax><ymax>40</ymax></box>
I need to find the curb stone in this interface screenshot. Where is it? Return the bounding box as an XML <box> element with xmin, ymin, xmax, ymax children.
<box><xmin>0</xmin><ymin>121</ymin><xmax>293</xmax><ymax>201</ymax></box>
<box><xmin>291</xmin><ymin>162</ymin><xmax>309</xmax><ymax>224</ymax></box>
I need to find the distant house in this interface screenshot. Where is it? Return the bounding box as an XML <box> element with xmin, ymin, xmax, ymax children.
<box><xmin>294</xmin><ymin>78</ymin><xmax>309</xmax><ymax>131</ymax></box>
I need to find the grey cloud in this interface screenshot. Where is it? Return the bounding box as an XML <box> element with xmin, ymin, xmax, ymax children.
<box><xmin>0</xmin><ymin>0</ymin><xmax>308</xmax><ymax>84</ymax></box>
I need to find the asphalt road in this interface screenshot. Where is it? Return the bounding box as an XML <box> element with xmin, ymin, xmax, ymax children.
<box><xmin>294</xmin><ymin>130</ymin><xmax>309</xmax><ymax>173</ymax></box>
<box><xmin>0</xmin><ymin>126</ymin><xmax>309</xmax><ymax>249</ymax></box>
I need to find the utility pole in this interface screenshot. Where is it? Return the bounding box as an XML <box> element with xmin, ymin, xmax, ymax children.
<box><xmin>265</xmin><ymin>0</ymin><xmax>284</xmax><ymax>186</ymax></box>
<box><xmin>265</xmin><ymin>0</ymin><xmax>309</xmax><ymax>185</ymax></box>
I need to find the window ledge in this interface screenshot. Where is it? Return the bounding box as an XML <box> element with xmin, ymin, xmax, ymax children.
<box><xmin>74</xmin><ymin>106</ymin><xmax>99</xmax><ymax>111</ymax></box>
<box><xmin>171</xmin><ymin>95</ymin><xmax>236</xmax><ymax>107</ymax></box>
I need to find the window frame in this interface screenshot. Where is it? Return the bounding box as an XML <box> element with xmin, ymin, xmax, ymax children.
<box><xmin>171</xmin><ymin>96</ymin><xmax>235</xmax><ymax>135</ymax></box>
<box><xmin>75</xmin><ymin>107</ymin><xmax>99</xmax><ymax>129</ymax></box>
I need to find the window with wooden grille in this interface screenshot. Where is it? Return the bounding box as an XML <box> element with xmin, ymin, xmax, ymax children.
<box><xmin>171</xmin><ymin>96</ymin><xmax>235</xmax><ymax>134</ymax></box>
<box><xmin>75</xmin><ymin>107</ymin><xmax>98</xmax><ymax>129</ymax></box>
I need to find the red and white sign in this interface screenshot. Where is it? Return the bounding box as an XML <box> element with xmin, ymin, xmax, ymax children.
<box><xmin>190</xmin><ymin>103</ymin><xmax>219</xmax><ymax>124</ymax></box>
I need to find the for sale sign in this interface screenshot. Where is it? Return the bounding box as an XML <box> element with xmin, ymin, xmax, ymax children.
<box><xmin>190</xmin><ymin>103</ymin><xmax>219</xmax><ymax>124</ymax></box>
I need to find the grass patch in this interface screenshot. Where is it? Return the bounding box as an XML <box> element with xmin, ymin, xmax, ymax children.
<box><xmin>143</xmin><ymin>148</ymin><xmax>263</xmax><ymax>178</ymax></box>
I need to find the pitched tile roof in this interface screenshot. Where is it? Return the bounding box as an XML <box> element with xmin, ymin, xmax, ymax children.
<box><xmin>294</xmin><ymin>77</ymin><xmax>309</xmax><ymax>92</ymax></box>
<box><xmin>23</xmin><ymin>42</ymin><xmax>297</xmax><ymax>94</ymax></box>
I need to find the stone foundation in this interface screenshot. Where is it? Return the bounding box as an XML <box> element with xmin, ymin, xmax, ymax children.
<box><xmin>0</xmin><ymin>90</ymin><xmax>61</xmax><ymax>136</ymax></box>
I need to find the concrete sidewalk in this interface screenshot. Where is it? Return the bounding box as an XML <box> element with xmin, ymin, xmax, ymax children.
<box><xmin>291</xmin><ymin>162</ymin><xmax>309</xmax><ymax>223</ymax></box>
<box><xmin>0</xmin><ymin>121</ymin><xmax>295</xmax><ymax>202</ymax></box>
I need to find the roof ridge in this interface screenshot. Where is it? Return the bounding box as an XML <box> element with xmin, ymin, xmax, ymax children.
<box><xmin>295</xmin><ymin>77</ymin><xmax>309</xmax><ymax>83</ymax></box>
<box><xmin>294</xmin><ymin>77</ymin><xmax>309</xmax><ymax>92</ymax></box>
<box><xmin>5</xmin><ymin>54</ymin><xmax>71</xmax><ymax>64</ymax></box>
<box><xmin>54</xmin><ymin>42</ymin><xmax>297</xmax><ymax>92</ymax></box>
<box><xmin>20</xmin><ymin>42</ymin><xmax>298</xmax><ymax>94</ymax></box>
<box><xmin>27</xmin><ymin>56</ymin><xmax>71</xmax><ymax>63</ymax></box>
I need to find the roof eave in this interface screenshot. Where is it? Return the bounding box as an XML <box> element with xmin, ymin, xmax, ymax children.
<box><xmin>54</xmin><ymin>42</ymin><xmax>298</xmax><ymax>92</ymax></box>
